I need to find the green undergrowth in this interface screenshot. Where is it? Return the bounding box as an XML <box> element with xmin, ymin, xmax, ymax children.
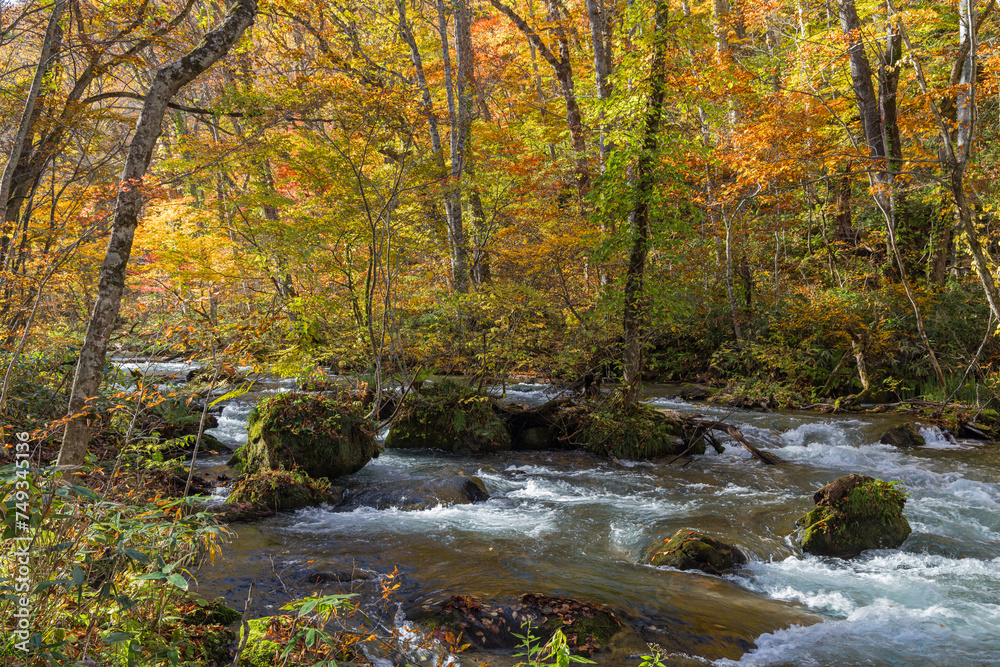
<box><xmin>0</xmin><ymin>464</ymin><xmax>233</xmax><ymax>666</ymax></box>
<box><xmin>247</xmin><ymin>391</ymin><xmax>367</xmax><ymax>441</ymax></box>
<box><xmin>385</xmin><ymin>379</ymin><xmax>510</xmax><ymax>454</ymax></box>
<box><xmin>227</xmin><ymin>466</ymin><xmax>340</xmax><ymax>511</ymax></box>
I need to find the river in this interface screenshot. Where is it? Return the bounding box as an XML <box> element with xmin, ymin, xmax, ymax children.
<box><xmin>123</xmin><ymin>363</ymin><xmax>1000</xmax><ymax>666</ymax></box>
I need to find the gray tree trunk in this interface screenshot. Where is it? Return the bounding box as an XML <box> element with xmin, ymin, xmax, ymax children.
<box><xmin>58</xmin><ymin>0</ymin><xmax>258</xmax><ymax>469</ymax></box>
<box><xmin>489</xmin><ymin>0</ymin><xmax>589</xmax><ymax>194</ymax></box>
<box><xmin>0</xmin><ymin>0</ymin><xmax>66</xmax><ymax>258</ymax></box>
<box><xmin>437</xmin><ymin>0</ymin><xmax>470</xmax><ymax>293</ymax></box>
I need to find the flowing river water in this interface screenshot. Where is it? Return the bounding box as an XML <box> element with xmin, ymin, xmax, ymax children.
<box><xmin>125</xmin><ymin>363</ymin><xmax>1000</xmax><ymax>666</ymax></box>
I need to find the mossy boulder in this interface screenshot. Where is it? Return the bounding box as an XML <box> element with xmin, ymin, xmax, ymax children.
<box><xmin>226</xmin><ymin>467</ymin><xmax>342</xmax><ymax>512</ymax></box>
<box><xmin>646</xmin><ymin>530</ymin><xmax>747</xmax><ymax>575</ymax></box>
<box><xmin>572</xmin><ymin>403</ymin><xmax>697</xmax><ymax>459</ymax></box>
<box><xmin>797</xmin><ymin>474</ymin><xmax>911</xmax><ymax>558</ymax></box>
<box><xmin>879</xmin><ymin>424</ymin><xmax>926</xmax><ymax>448</ymax></box>
<box><xmin>385</xmin><ymin>380</ymin><xmax>510</xmax><ymax>454</ymax></box>
<box><xmin>244</xmin><ymin>392</ymin><xmax>375</xmax><ymax>480</ymax></box>
<box><xmin>420</xmin><ymin>593</ymin><xmax>620</xmax><ymax>655</ymax></box>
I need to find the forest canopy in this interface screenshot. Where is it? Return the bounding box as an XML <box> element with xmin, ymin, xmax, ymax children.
<box><xmin>3</xmin><ymin>0</ymin><xmax>1000</xmax><ymax>448</ymax></box>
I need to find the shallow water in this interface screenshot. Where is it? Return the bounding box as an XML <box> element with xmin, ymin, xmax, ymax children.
<box><xmin>183</xmin><ymin>379</ymin><xmax>1000</xmax><ymax>666</ymax></box>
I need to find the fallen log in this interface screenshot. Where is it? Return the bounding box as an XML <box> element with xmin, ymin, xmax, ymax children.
<box><xmin>685</xmin><ymin>419</ymin><xmax>780</xmax><ymax>465</ymax></box>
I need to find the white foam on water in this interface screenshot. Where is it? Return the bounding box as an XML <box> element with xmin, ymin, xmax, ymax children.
<box><xmin>205</xmin><ymin>400</ymin><xmax>254</xmax><ymax>446</ymax></box>
<box><xmin>723</xmin><ymin>553</ymin><xmax>1000</xmax><ymax>665</ymax></box>
<box><xmin>716</xmin><ymin>597</ymin><xmax>1000</xmax><ymax>666</ymax></box>
<box><xmin>114</xmin><ymin>360</ymin><xmax>200</xmax><ymax>376</ymax></box>
<box><xmin>919</xmin><ymin>425</ymin><xmax>965</xmax><ymax>449</ymax></box>
<box><xmin>286</xmin><ymin>500</ymin><xmax>559</xmax><ymax>539</ymax></box>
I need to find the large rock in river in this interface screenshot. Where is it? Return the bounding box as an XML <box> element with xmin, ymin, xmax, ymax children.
<box><xmin>879</xmin><ymin>424</ymin><xmax>926</xmax><ymax>448</ymax></box>
<box><xmin>244</xmin><ymin>392</ymin><xmax>376</xmax><ymax>480</ymax></box>
<box><xmin>385</xmin><ymin>380</ymin><xmax>510</xmax><ymax>454</ymax></box>
<box><xmin>646</xmin><ymin>530</ymin><xmax>747</xmax><ymax>575</ymax></box>
<box><xmin>797</xmin><ymin>473</ymin><xmax>911</xmax><ymax>557</ymax></box>
<box><xmin>338</xmin><ymin>475</ymin><xmax>490</xmax><ymax>511</ymax></box>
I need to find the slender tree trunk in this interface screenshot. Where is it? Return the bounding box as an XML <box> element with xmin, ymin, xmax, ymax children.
<box><xmin>723</xmin><ymin>211</ymin><xmax>744</xmax><ymax>345</ymax></box>
<box><xmin>489</xmin><ymin>0</ymin><xmax>589</xmax><ymax>194</ymax></box>
<box><xmin>833</xmin><ymin>164</ymin><xmax>856</xmax><ymax>246</ymax></box>
<box><xmin>622</xmin><ymin>0</ymin><xmax>669</xmax><ymax>408</ymax></box>
<box><xmin>0</xmin><ymin>0</ymin><xmax>66</xmax><ymax>262</ymax></box>
<box><xmin>58</xmin><ymin>0</ymin><xmax>258</xmax><ymax>469</ymax></box>
<box><xmin>585</xmin><ymin>0</ymin><xmax>612</xmax><ymax>165</ymax></box>
<box><xmin>438</xmin><ymin>0</ymin><xmax>470</xmax><ymax>293</ymax></box>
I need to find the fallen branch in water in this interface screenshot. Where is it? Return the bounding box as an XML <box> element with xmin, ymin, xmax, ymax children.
<box><xmin>685</xmin><ymin>419</ymin><xmax>780</xmax><ymax>464</ymax></box>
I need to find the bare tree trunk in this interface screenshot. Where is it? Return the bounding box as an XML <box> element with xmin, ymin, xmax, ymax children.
<box><xmin>622</xmin><ymin>0</ymin><xmax>669</xmax><ymax>408</ymax></box>
<box><xmin>58</xmin><ymin>0</ymin><xmax>258</xmax><ymax>469</ymax></box>
<box><xmin>585</xmin><ymin>0</ymin><xmax>612</xmax><ymax>165</ymax></box>
<box><xmin>841</xmin><ymin>0</ymin><xmax>946</xmax><ymax>392</ymax></box>
<box><xmin>723</xmin><ymin>210</ymin><xmax>744</xmax><ymax>345</ymax></box>
<box><xmin>438</xmin><ymin>0</ymin><xmax>471</xmax><ymax>293</ymax></box>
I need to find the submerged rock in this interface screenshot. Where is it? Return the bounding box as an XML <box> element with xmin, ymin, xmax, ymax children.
<box><xmin>879</xmin><ymin>424</ymin><xmax>926</xmax><ymax>448</ymax></box>
<box><xmin>185</xmin><ymin>365</ymin><xmax>248</xmax><ymax>397</ymax></box>
<box><xmin>646</xmin><ymin>530</ymin><xmax>747</xmax><ymax>575</ymax></box>
<box><xmin>337</xmin><ymin>475</ymin><xmax>490</xmax><ymax>511</ymax></box>
<box><xmin>679</xmin><ymin>383</ymin><xmax>716</xmax><ymax>400</ymax></box>
<box><xmin>385</xmin><ymin>379</ymin><xmax>510</xmax><ymax>454</ymax></box>
<box><xmin>226</xmin><ymin>467</ymin><xmax>342</xmax><ymax>512</ymax></box>
<box><xmin>243</xmin><ymin>392</ymin><xmax>376</xmax><ymax>480</ymax></box>
<box><xmin>797</xmin><ymin>473</ymin><xmax>911</xmax><ymax>557</ymax></box>
<box><xmin>419</xmin><ymin>593</ymin><xmax>620</xmax><ymax>654</ymax></box>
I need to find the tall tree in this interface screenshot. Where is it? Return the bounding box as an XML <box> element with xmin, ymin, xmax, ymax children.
<box><xmin>622</xmin><ymin>0</ymin><xmax>669</xmax><ymax>407</ymax></box>
<box><xmin>58</xmin><ymin>0</ymin><xmax>259</xmax><ymax>469</ymax></box>
<box><xmin>839</xmin><ymin>0</ymin><xmax>946</xmax><ymax>393</ymax></box>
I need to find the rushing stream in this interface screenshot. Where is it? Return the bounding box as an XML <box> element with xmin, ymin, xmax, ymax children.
<box><xmin>123</xmin><ymin>362</ymin><xmax>1000</xmax><ymax>666</ymax></box>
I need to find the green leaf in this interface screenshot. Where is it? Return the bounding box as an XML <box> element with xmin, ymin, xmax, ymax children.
<box><xmin>210</xmin><ymin>381</ymin><xmax>255</xmax><ymax>407</ymax></box>
<box><xmin>167</xmin><ymin>573</ymin><xmax>188</xmax><ymax>590</ymax></box>
<box><xmin>71</xmin><ymin>566</ymin><xmax>85</xmax><ymax>588</ymax></box>
<box><xmin>122</xmin><ymin>548</ymin><xmax>150</xmax><ymax>563</ymax></box>
<box><xmin>68</xmin><ymin>485</ymin><xmax>101</xmax><ymax>500</ymax></box>
<box><xmin>298</xmin><ymin>598</ymin><xmax>319</xmax><ymax>616</ymax></box>
<box><xmin>134</xmin><ymin>571</ymin><xmax>168</xmax><ymax>581</ymax></box>
<box><xmin>104</xmin><ymin>632</ymin><xmax>133</xmax><ymax>644</ymax></box>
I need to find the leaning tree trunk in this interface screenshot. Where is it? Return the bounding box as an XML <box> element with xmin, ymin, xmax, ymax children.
<box><xmin>621</xmin><ymin>0</ymin><xmax>669</xmax><ymax>408</ymax></box>
<box><xmin>0</xmin><ymin>0</ymin><xmax>66</xmax><ymax>260</ymax></box>
<box><xmin>58</xmin><ymin>0</ymin><xmax>258</xmax><ymax>469</ymax></box>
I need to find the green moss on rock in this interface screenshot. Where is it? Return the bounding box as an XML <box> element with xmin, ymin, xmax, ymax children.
<box><xmin>239</xmin><ymin>617</ymin><xmax>286</xmax><ymax>667</ymax></box>
<box><xmin>797</xmin><ymin>474</ymin><xmax>911</xmax><ymax>558</ymax></box>
<box><xmin>385</xmin><ymin>380</ymin><xmax>510</xmax><ymax>454</ymax></box>
<box><xmin>227</xmin><ymin>467</ymin><xmax>341</xmax><ymax>511</ymax></box>
<box><xmin>646</xmin><ymin>530</ymin><xmax>747</xmax><ymax>575</ymax></box>
<box><xmin>573</xmin><ymin>403</ymin><xmax>698</xmax><ymax>459</ymax></box>
<box><xmin>244</xmin><ymin>392</ymin><xmax>375</xmax><ymax>480</ymax></box>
